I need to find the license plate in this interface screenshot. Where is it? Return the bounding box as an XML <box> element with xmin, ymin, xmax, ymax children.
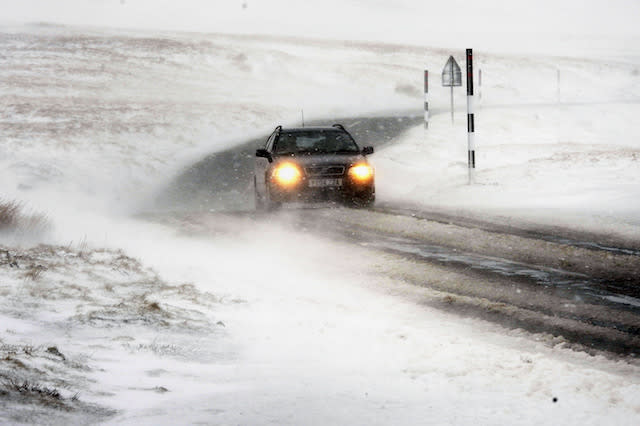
<box><xmin>308</xmin><ymin>178</ymin><xmax>343</xmax><ymax>188</ymax></box>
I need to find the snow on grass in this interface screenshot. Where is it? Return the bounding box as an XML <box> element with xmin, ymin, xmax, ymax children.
<box><xmin>0</xmin><ymin>241</ymin><xmax>227</xmax><ymax>424</ymax></box>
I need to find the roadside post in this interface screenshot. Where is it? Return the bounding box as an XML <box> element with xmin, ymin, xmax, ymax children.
<box><xmin>557</xmin><ymin>69</ymin><xmax>561</xmax><ymax>104</ymax></box>
<box><xmin>442</xmin><ymin>55</ymin><xmax>462</xmax><ymax>123</ymax></box>
<box><xmin>424</xmin><ymin>70</ymin><xmax>429</xmax><ymax>128</ymax></box>
<box><xmin>466</xmin><ymin>48</ymin><xmax>475</xmax><ymax>184</ymax></box>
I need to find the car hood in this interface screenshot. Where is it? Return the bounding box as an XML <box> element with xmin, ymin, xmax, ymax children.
<box><xmin>274</xmin><ymin>153</ymin><xmax>368</xmax><ymax>167</ymax></box>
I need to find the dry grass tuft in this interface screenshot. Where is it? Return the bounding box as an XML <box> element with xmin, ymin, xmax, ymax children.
<box><xmin>0</xmin><ymin>201</ymin><xmax>21</xmax><ymax>228</ymax></box>
<box><xmin>0</xmin><ymin>377</ymin><xmax>71</xmax><ymax>411</ymax></box>
<box><xmin>24</xmin><ymin>264</ymin><xmax>47</xmax><ymax>281</ymax></box>
<box><xmin>145</xmin><ymin>301</ymin><xmax>162</xmax><ymax>312</ymax></box>
<box><xmin>0</xmin><ymin>199</ymin><xmax>51</xmax><ymax>239</ymax></box>
<box><xmin>46</xmin><ymin>347</ymin><xmax>66</xmax><ymax>361</ymax></box>
<box><xmin>7</xmin><ymin>379</ymin><xmax>62</xmax><ymax>400</ymax></box>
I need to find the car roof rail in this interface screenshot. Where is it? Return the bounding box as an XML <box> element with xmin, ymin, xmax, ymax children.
<box><xmin>332</xmin><ymin>124</ymin><xmax>346</xmax><ymax>131</ymax></box>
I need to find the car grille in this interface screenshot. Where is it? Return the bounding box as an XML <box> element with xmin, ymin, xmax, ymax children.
<box><xmin>304</xmin><ymin>165</ymin><xmax>345</xmax><ymax>177</ymax></box>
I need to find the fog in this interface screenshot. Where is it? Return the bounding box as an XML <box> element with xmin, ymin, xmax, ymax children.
<box><xmin>8</xmin><ymin>0</ymin><xmax>640</xmax><ymax>35</ymax></box>
<box><xmin>6</xmin><ymin>0</ymin><xmax>640</xmax><ymax>56</ymax></box>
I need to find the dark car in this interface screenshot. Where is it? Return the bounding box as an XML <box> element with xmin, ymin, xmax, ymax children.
<box><xmin>254</xmin><ymin>124</ymin><xmax>375</xmax><ymax>210</ymax></box>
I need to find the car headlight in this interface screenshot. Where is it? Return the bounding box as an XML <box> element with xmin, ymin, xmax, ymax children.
<box><xmin>272</xmin><ymin>162</ymin><xmax>302</xmax><ymax>187</ymax></box>
<box><xmin>348</xmin><ymin>163</ymin><xmax>374</xmax><ymax>182</ymax></box>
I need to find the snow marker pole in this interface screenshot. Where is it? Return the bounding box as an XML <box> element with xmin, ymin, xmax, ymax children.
<box><xmin>478</xmin><ymin>69</ymin><xmax>482</xmax><ymax>103</ymax></box>
<box><xmin>466</xmin><ymin>49</ymin><xmax>475</xmax><ymax>185</ymax></box>
<box><xmin>424</xmin><ymin>70</ymin><xmax>429</xmax><ymax>129</ymax></box>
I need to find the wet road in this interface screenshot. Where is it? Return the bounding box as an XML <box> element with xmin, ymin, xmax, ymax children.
<box><xmin>304</xmin><ymin>207</ymin><xmax>640</xmax><ymax>352</ymax></box>
<box><xmin>153</xmin><ymin>113</ymin><xmax>640</xmax><ymax>357</ymax></box>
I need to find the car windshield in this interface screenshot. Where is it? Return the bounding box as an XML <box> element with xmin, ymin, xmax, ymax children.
<box><xmin>274</xmin><ymin>130</ymin><xmax>359</xmax><ymax>154</ymax></box>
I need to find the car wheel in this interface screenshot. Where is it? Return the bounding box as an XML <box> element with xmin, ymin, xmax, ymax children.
<box><xmin>265</xmin><ymin>189</ymin><xmax>282</xmax><ymax>211</ymax></box>
<box><xmin>348</xmin><ymin>193</ymin><xmax>375</xmax><ymax>209</ymax></box>
<box><xmin>258</xmin><ymin>180</ymin><xmax>282</xmax><ymax>211</ymax></box>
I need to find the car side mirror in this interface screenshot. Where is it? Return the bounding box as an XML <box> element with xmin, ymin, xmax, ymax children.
<box><xmin>256</xmin><ymin>148</ymin><xmax>273</xmax><ymax>163</ymax></box>
<box><xmin>362</xmin><ymin>146</ymin><xmax>374</xmax><ymax>155</ymax></box>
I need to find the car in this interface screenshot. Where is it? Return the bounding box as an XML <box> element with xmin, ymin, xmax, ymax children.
<box><xmin>254</xmin><ymin>124</ymin><xmax>375</xmax><ymax>210</ymax></box>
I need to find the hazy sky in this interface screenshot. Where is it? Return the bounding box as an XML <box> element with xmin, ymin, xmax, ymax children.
<box><xmin>4</xmin><ymin>0</ymin><xmax>640</xmax><ymax>39</ymax></box>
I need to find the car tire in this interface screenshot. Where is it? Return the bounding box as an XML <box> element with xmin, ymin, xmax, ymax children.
<box><xmin>259</xmin><ymin>180</ymin><xmax>282</xmax><ymax>211</ymax></box>
<box><xmin>349</xmin><ymin>193</ymin><xmax>375</xmax><ymax>209</ymax></box>
<box><xmin>265</xmin><ymin>190</ymin><xmax>282</xmax><ymax>211</ymax></box>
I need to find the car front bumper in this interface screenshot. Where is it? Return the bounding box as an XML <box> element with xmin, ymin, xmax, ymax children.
<box><xmin>268</xmin><ymin>178</ymin><xmax>374</xmax><ymax>204</ymax></box>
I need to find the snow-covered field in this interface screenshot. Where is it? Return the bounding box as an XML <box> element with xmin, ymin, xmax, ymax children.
<box><xmin>2</xmin><ymin>1</ymin><xmax>640</xmax><ymax>424</ymax></box>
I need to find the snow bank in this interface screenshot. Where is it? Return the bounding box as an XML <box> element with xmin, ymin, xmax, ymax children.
<box><xmin>376</xmin><ymin>103</ymin><xmax>640</xmax><ymax>234</ymax></box>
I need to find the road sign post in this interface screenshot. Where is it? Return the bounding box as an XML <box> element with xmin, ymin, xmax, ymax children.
<box><xmin>442</xmin><ymin>56</ymin><xmax>462</xmax><ymax>124</ymax></box>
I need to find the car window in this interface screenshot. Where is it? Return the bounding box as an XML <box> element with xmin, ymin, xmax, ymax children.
<box><xmin>274</xmin><ymin>130</ymin><xmax>359</xmax><ymax>154</ymax></box>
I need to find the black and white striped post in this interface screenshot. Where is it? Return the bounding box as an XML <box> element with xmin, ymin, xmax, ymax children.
<box><xmin>466</xmin><ymin>48</ymin><xmax>475</xmax><ymax>184</ymax></box>
<box><xmin>424</xmin><ymin>70</ymin><xmax>429</xmax><ymax>129</ymax></box>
